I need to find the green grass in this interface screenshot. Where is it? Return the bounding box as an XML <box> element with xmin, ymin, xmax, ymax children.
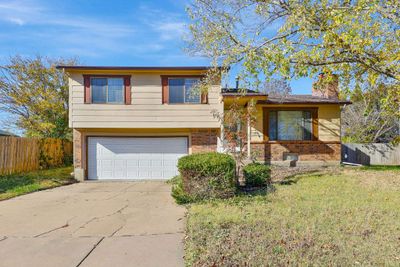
<box><xmin>359</xmin><ymin>165</ymin><xmax>400</xmax><ymax>171</ymax></box>
<box><xmin>0</xmin><ymin>166</ymin><xmax>75</xmax><ymax>201</ymax></box>
<box><xmin>185</xmin><ymin>168</ymin><xmax>400</xmax><ymax>266</ymax></box>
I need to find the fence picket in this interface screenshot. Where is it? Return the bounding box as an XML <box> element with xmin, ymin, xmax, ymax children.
<box><xmin>0</xmin><ymin>137</ymin><xmax>73</xmax><ymax>175</ymax></box>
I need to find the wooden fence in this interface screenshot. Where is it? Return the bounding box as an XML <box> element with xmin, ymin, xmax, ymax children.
<box><xmin>0</xmin><ymin>137</ymin><xmax>73</xmax><ymax>175</ymax></box>
<box><xmin>342</xmin><ymin>143</ymin><xmax>400</xmax><ymax>166</ymax></box>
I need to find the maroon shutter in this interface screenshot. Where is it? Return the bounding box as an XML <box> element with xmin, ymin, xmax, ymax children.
<box><xmin>83</xmin><ymin>75</ymin><xmax>91</xmax><ymax>104</ymax></box>
<box><xmin>124</xmin><ymin>76</ymin><xmax>131</xmax><ymax>105</ymax></box>
<box><xmin>161</xmin><ymin>76</ymin><xmax>169</xmax><ymax>104</ymax></box>
<box><xmin>201</xmin><ymin>92</ymin><xmax>208</xmax><ymax>104</ymax></box>
<box><xmin>200</xmin><ymin>76</ymin><xmax>207</xmax><ymax>104</ymax></box>
<box><xmin>312</xmin><ymin>109</ymin><xmax>319</xmax><ymax>141</ymax></box>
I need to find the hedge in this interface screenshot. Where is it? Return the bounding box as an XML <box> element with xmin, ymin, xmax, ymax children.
<box><xmin>243</xmin><ymin>163</ymin><xmax>271</xmax><ymax>187</ymax></box>
<box><xmin>176</xmin><ymin>152</ymin><xmax>236</xmax><ymax>202</ymax></box>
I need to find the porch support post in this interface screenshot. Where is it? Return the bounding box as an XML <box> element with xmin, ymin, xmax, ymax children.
<box><xmin>247</xmin><ymin>115</ymin><xmax>251</xmax><ymax>159</ymax></box>
<box><xmin>219</xmin><ymin>123</ymin><xmax>225</xmax><ymax>153</ymax></box>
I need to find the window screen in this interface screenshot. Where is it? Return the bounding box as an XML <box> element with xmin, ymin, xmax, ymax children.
<box><xmin>168</xmin><ymin>78</ymin><xmax>200</xmax><ymax>103</ymax></box>
<box><xmin>268</xmin><ymin>110</ymin><xmax>313</xmax><ymax>141</ymax></box>
<box><xmin>91</xmin><ymin>77</ymin><xmax>124</xmax><ymax>104</ymax></box>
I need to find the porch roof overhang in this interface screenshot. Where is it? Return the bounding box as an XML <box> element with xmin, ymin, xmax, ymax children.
<box><xmin>256</xmin><ymin>95</ymin><xmax>352</xmax><ymax>105</ymax></box>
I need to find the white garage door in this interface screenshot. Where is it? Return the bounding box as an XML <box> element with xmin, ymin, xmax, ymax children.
<box><xmin>88</xmin><ymin>137</ymin><xmax>188</xmax><ymax>180</ymax></box>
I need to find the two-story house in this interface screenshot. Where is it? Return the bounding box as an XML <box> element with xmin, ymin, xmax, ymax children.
<box><xmin>58</xmin><ymin>66</ymin><xmax>350</xmax><ymax>181</ymax></box>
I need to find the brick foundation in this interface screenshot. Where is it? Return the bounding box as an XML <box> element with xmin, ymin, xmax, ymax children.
<box><xmin>191</xmin><ymin>129</ymin><xmax>219</xmax><ymax>153</ymax></box>
<box><xmin>251</xmin><ymin>142</ymin><xmax>341</xmax><ymax>163</ymax></box>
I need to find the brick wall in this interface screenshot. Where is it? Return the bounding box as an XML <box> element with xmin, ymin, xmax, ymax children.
<box><xmin>191</xmin><ymin>129</ymin><xmax>219</xmax><ymax>153</ymax></box>
<box><xmin>251</xmin><ymin>142</ymin><xmax>341</xmax><ymax>162</ymax></box>
<box><xmin>73</xmin><ymin>129</ymin><xmax>82</xmax><ymax>168</ymax></box>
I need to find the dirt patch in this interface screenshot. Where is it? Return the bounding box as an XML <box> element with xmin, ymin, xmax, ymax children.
<box><xmin>270</xmin><ymin>165</ymin><xmax>339</xmax><ymax>182</ymax></box>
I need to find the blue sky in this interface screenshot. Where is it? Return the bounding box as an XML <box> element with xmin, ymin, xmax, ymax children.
<box><xmin>0</xmin><ymin>0</ymin><xmax>313</xmax><ymax>130</ymax></box>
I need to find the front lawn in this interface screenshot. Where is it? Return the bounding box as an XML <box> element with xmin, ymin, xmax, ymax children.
<box><xmin>0</xmin><ymin>166</ymin><xmax>75</xmax><ymax>201</ymax></box>
<box><xmin>185</xmin><ymin>168</ymin><xmax>400</xmax><ymax>266</ymax></box>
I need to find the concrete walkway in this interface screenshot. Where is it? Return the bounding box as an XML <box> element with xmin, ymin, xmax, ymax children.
<box><xmin>0</xmin><ymin>182</ymin><xmax>186</xmax><ymax>267</ymax></box>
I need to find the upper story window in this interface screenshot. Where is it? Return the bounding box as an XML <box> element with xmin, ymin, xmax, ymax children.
<box><xmin>161</xmin><ymin>76</ymin><xmax>207</xmax><ymax>104</ymax></box>
<box><xmin>265</xmin><ymin>109</ymin><xmax>317</xmax><ymax>141</ymax></box>
<box><xmin>83</xmin><ymin>75</ymin><xmax>131</xmax><ymax>105</ymax></box>
<box><xmin>91</xmin><ymin>77</ymin><xmax>124</xmax><ymax>104</ymax></box>
<box><xmin>168</xmin><ymin>78</ymin><xmax>201</xmax><ymax>104</ymax></box>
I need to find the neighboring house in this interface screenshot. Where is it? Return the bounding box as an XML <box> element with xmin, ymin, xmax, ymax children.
<box><xmin>0</xmin><ymin>130</ymin><xmax>17</xmax><ymax>136</ymax></box>
<box><xmin>58</xmin><ymin>66</ymin><xmax>350</xmax><ymax>181</ymax></box>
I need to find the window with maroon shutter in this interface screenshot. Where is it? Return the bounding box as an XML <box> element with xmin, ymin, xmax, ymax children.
<box><xmin>83</xmin><ymin>75</ymin><xmax>131</xmax><ymax>104</ymax></box>
<box><xmin>161</xmin><ymin>76</ymin><xmax>207</xmax><ymax>104</ymax></box>
<box><xmin>162</xmin><ymin>76</ymin><xmax>169</xmax><ymax>104</ymax></box>
<box><xmin>83</xmin><ymin>75</ymin><xmax>91</xmax><ymax>104</ymax></box>
<box><xmin>124</xmin><ymin>76</ymin><xmax>131</xmax><ymax>105</ymax></box>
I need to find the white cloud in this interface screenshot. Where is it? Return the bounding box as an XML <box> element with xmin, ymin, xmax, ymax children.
<box><xmin>155</xmin><ymin>22</ymin><xmax>187</xmax><ymax>41</ymax></box>
<box><xmin>7</xmin><ymin>17</ymin><xmax>25</xmax><ymax>26</ymax></box>
<box><xmin>135</xmin><ymin>3</ymin><xmax>188</xmax><ymax>41</ymax></box>
<box><xmin>0</xmin><ymin>0</ymin><xmax>200</xmax><ymax>62</ymax></box>
<box><xmin>0</xmin><ymin>0</ymin><xmax>43</xmax><ymax>25</ymax></box>
<box><xmin>0</xmin><ymin>0</ymin><xmax>137</xmax><ymax>57</ymax></box>
<box><xmin>0</xmin><ymin>0</ymin><xmax>135</xmax><ymax>36</ymax></box>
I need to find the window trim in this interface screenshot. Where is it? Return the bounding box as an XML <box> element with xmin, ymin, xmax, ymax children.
<box><xmin>83</xmin><ymin>75</ymin><xmax>131</xmax><ymax>105</ymax></box>
<box><xmin>160</xmin><ymin>75</ymin><xmax>207</xmax><ymax>105</ymax></box>
<box><xmin>263</xmin><ymin>107</ymin><xmax>319</xmax><ymax>142</ymax></box>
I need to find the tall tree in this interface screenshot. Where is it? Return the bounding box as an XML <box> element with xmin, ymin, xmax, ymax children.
<box><xmin>0</xmin><ymin>56</ymin><xmax>76</xmax><ymax>140</ymax></box>
<box><xmin>342</xmin><ymin>83</ymin><xmax>399</xmax><ymax>143</ymax></box>
<box><xmin>187</xmin><ymin>0</ymin><xmax>399</xmax><ymax>92</ymax></box>
<box><xmin>187</xmin><ymin>0</ymin><xmax>399</xmax><ymax>143</ymax></box>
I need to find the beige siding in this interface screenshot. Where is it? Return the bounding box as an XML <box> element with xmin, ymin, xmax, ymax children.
<box><xmin>250</xmin><ymin>104</ymin><xmax>341</xmax><ymax>142</ymax></box>
<box><xmin>318</xmin><ymin>105</ymin><xmax>341</xmax><ymax>141</ymax></box>
<box><xmin>69</xmin><ymin>72</ymin><xmax>222</xmax><ymax>128</ymax></box>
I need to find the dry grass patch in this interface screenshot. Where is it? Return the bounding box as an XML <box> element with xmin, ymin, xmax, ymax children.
<box><xmin>345</xmin><ymin>168</ymin><xmax>400</xmax><ymax>190</ymax></box>
<box><xmin>185</xmin><ymin>168</ymin><xmax>400</xmax><ymax>266</ymax></box>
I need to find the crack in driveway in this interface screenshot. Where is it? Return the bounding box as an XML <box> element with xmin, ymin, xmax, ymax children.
<box><xmin>34</xmin><ymin>223</ymin><xmax>69</xmax><ymax>238</ymax></box>
<box><xmin>0</xmin><ymin>182</ymin><xmax>185</xmax><ymax>266</ymax></box>
<box><xmin>73</xmin><ymin>217</ymin><xmax>98</xmax><ymax>234</ymax></box>
<box><xmin>73</xmin><ymin>202</ymin><xmax>129</xmax><ymax>234</ymax></box>
<box><xmin>76</xmin><ymin>237</ymin><xmax>105</xmax><ymax>267</ymax></box>
<box><xmin>34</xmin><ymin>216</ymin><xmax>76</xmax><ymax>237</ymax></box>
<box><xmin>108</xmin><ymin>204</ymin><xmax>129</xmax><ymax>216</ymax></box>
<box><xmin>109</xmin><ymin>225</ymin><xmax>124</xmax><ymax>237</ymax></box>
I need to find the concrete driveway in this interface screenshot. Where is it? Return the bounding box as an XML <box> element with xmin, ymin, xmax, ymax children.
<box><xmin>0</xmin><ymin>182</ymin><xmax>186</xmax><ymax>267</ymax></box>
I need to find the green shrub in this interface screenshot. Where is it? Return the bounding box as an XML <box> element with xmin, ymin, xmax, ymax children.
<box><xmin>169</xmin><ymin>175</ymin><xmax>193</xmax><ymax>204</ymax></box>
<box><xmin>243</xmin><ymin>163</ymin><xmax>271</xmax><ymax>186</ymax></box>
<box><xmin>176</xmin><ymin>152</ymin><xmax>236</xmax><ymax>202</ymax></box>
<box><xmin>63</xmin><ymin>154</ymin><xmax>73</xmax><ymax>166</ymax></box>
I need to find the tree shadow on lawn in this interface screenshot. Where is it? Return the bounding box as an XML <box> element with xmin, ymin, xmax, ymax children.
<box><xmin>237</xmin><ymin>184</ymin><xmax>276</xmax><ymax>197</ymax></box>
<box><xmin>0</xmin><ymin>174</ymin><xmax>36</xmax><ymax>193</ymax></box>
<box><xmin>274</xmin><ymin>168</ymin><xmax>338</xmax><ymax>186</ymax></box>
<box><xmin>276</xmin><ymin>173</ymin><xmax>305</xmax><ymax>185</ymax></box>
<box><xmin>234</xmin><ymin>171</ymin><xmax>334</xmax><ymax>201</ymax></box>
<box><xmin>236</xmin><ymin>172</ymin><xmax>309</xmax><ymax>198</ymax></box>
